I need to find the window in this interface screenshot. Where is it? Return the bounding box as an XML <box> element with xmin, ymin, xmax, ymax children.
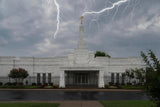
<box><xmin>48</xmin><ymin>73</ymin><xmax>51</xmax><ymax>84</ymax></box>
<box><xmin>37</xmin><ymin>73</ymin><xmax>40</xmax><ymax>84</ymax></box>
<box><xmin>116</xmin><ymin>73</ymin><xmax>119</xmax><ymax>84</ymax></box>
<box><xmin>43</xmin><ymin>73</ymin><xmax>46</xmax><ymax>84</ymax></box>
<box><xmin>122</xmin><ymin>73</ymin><xmax>125</xmax><ymax>84</ymax></box>
<box><xmin>111</xmin><ymin>73</ymin><xmax>114</xmax><ymax>84</ymax></box>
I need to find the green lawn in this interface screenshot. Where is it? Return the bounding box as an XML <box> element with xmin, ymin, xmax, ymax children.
<box><xmin>0</xmin><ymin>103</ymin><xmax>59</xmax><ymax>107</ymax></box>
<box><xmin>100</xmin><ymin>100</ymin><xmax>156</xmax><ymax>107</ymax></box>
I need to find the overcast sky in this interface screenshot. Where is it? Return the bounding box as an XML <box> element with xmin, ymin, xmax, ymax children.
<box><xmin>0</xmin><ymin>0</ymin><xmax>160</xmax><ymax>58</ymax></box>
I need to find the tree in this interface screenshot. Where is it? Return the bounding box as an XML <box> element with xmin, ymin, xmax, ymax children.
<box><xmin>141</xmin><ymin>50</ymin><xmax>160</xmax><ymax>106</ymax></box>
<box><xmin>95</xmin><ymin>51</ymin><xmax>111</xmax><ymax>58</ymax></box>
<box><xmin>8</xmin><ymin>68</ymin><xmax>29</xmax><ymax>85</ymax></box>
<box><xmin>125</xmin><ymin>69</ymin><xmax>134</xmax><ymax>84</ymax></box>
<box><xmin>125</xmin><ymin>68</ymin><xmax>146</xmax><ymax>85</ymax></box>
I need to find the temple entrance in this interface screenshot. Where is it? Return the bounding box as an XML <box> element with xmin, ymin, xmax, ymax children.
<box><xmin>65</xmin><ymin>70</ymin><xmax>99</xmax><ymax>88</ymax></box>
<box><xmin>75</xmin><ymin>73</ymin><xmax>88</xmax><ymax>84</ymax></box>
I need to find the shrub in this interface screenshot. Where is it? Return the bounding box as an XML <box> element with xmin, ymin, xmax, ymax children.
<box><xmin>41</xmin><ymin>84</ymin><xmax>48</xmax><ymax>88</ymax></box>
<box><xmin>44</xmin><ymin>83</ymin><xmax>48</xmax><ymax>85</ymax></box>
<box><xmin>127</xmin><ymin>82</ymin><xmax>132</xmax><ymax>85</ymax></box>
<box><xmin>105</xmin><ymin>84</ymin><xmax>109</xmax><ymax>88</ymax></box>
<box><xmin>109</xmin><ymin>85</ymin><xmax>118</xmax><ymax>89</ymax></box>
<box><xmin>108</xmin><ymin>85</ymin><xmax>120</xmax><ymax>89</ymax></box>
<box><xmin>49</xmin><ymin>83</ymin><xmax>53</xmax><ymax>86</ymax></box>
<box><xmin>53</xmin><ymin>85</ymin><xmax>59</xmax><ymax>88</ymax></box>
<box><xmin>109</xmin><ymin>82</ymin><xmax>114</xmax><ymax>85</ymax></box>
<box><xmin>37</xmin><ymin>83</ymin><xmax>42</xmax><ymax>86</ymax></box>
<box><xmin>115</xmin><ymin>83</ymin><xmax>120</xmax><ymax>85</ymax></box>
<box><xmin>0</xmin><ymin>82</ymin><xmax>3</xmax><ymax>86</ymax></box>
<box><xmin>113</xmin><ymin>84</ymin><xmax>121</xmax><ymax>89</ymax></box>
<box><xmin>32</xmin><ymin>83</ymin><xmax>36</xmax><ymax>86</ymax></box>
<box><xmin>18</xmin><ymin>82</ymin><xmax>23</xmax><ymax>86</ymax></box>
<box><xmin>12</xmin><ymin>82</ymin><xmax>17</xmax><ymax>86</ymax></box>
<box><xmin>25</xmin><ymin>80</ymin><xmax>28</xmax><ymax>85</ymax></box>
<box><xmin>121</xmin><ymin>83</ymin><xmax>125</xmax><ymax>85</ymax></box>
<box><xmin>44</xmin><ymin>86</ymin><xmax>53</xmax><ymax>89</ymax></box>
<box><xmin>4</xmin><ymin>82</ymin><xmax>12</xmax><ymax>86</ymax></box>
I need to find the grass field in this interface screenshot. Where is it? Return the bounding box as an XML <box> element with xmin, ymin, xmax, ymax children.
<box><xmin>0</xmin><ymin>103</ymin><xmax>59</xmax><ymax>107</ymax></box>
<box><xmin>100</xmin><ymin>100</ymin><xmax>156</xmax><ymax>107</ymax></box>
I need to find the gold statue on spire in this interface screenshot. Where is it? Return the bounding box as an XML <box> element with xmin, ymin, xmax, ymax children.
<box><xmin>81</xmin><ymin>16</ymin><xmax>83</xmax><ymax>24</ymax></box>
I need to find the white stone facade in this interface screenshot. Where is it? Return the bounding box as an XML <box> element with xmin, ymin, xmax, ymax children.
<box><xmin>0</xmin><ymin>23</ymin><xmax>145</xmax><ymax>88</ymax></box>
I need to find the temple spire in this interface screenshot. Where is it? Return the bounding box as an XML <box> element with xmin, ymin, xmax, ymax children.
<box><xmin>77</xmin><ymin>16</ymin><xmax>86</xmax><ymax>49</ymax></box>
<box><xmin>81</xmin><ymin>16</ymin><xmax>83</xmax><ymax>24</ymax></box>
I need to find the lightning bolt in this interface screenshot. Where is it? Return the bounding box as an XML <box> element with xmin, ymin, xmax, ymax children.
<box><xmin>53</xmin><ymin>0</ymin><xmax>60</xmax><ymax>38</ymax></box>
<box><xmin>42</xmin><ymin>0</ymin><xmax>60</xmax><ymax>38</ymax></box>
<box><xmin>82</xmin><ymin>0</ymin><xmax>129</xmax><ymax>16</ymax></box>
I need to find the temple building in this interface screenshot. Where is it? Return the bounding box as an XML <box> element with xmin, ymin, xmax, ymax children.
<box><xmin>0</xmin><ymin>17</ymin><xmax>145</xmax><ymax>88</ymax></box>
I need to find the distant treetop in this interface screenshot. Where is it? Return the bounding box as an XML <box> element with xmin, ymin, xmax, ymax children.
<box><xmin>95</xmin><ymin>51</ymin><xmax>111</xmax><ymax>58</ymax></box>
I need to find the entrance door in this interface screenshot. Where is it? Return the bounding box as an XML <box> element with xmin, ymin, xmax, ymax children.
<box><xmin>65</xmin><ymin>71</ymin><xmax>99</xmax><ymax>88</ymax></box>
<box><xmin>75</xmin><ymin>73</ymin><xmax>88</xmax><ymax>85</ymax></box>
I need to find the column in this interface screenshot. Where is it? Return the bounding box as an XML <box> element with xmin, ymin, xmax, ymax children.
<box><xmin>98</xmin><ymin>70</ymin><xmax>105</xmax><ymax>88</ymax></box>
<box><xmin>59</xmin><ymin>71</ymin><xmax>65</xmax><ymax>88</ymax></box>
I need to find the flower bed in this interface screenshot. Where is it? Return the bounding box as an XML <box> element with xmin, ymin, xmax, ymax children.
<box><xmin>105</xmin><ymin>84</ymin><xmax>120</xmax><ymax>89</ymax></box>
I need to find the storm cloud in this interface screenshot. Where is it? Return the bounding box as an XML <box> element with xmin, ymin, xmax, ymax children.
<box><xmin>0</xmin><ymin>0</ymin><xmax>160</xmax><ymax>58</ymax></box>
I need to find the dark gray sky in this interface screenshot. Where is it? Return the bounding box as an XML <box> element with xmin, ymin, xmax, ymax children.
<box><xmin>0</xmin><ymin>0</ymin><xmax>160</xmax><ymax>58</ymax></box>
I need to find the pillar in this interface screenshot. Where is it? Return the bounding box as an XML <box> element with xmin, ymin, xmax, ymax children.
<box><xmin>59</xmin><ymin>71</ymin><xmax>65</xmax><ymax>88</ymax></box>
<box><xmin>98</xmin><ymin>70</ymin><xmax>105</xmax><ymax>88</ymax></box>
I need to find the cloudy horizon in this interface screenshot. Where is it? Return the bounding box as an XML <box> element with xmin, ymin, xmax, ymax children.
<box><xmin>0</xmin><ymin>0</ymin><xmax>160</xmax><ymax>59</ymax></box>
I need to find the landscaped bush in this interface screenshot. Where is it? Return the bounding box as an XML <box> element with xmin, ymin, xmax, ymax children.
<box><xmin>110</xmin><ymin>85</ymin><xmax>120</xmax><ymax>89</ymax></box>
<box><xmin>24</xmin><ymin>86</ymin><xmax>41</xmax><ymax>89</ymax></box>
<box><xmin>4</xmin><ymin>82</ymin><xmax>12</xmax><ymax>86</ymax></box>
<box><xmin>0</xmin><ymin>82</ymin><xmax>3</xmax><ymax>86</ymax></box>
<box><xmin>44</xmin><ymin>86</ymin><xmax>53</xmax><ymax>89</ymax></box>
<box><xmin>109</xmin><ymin>82</ymin><xmax>114</xmax><ymax>85</ymax></box>
<box><xmin>44</xmin><ymin>83</ymin><xmax>48</xmax><ymax>85</ymax></box>
<box><xmin>127</xmin><ymin>82</ymin><xmax>132</xmax><ymax>85</ymax></box>
<box><xmin>120</xmin><ymin>85</ymin><xmax>144</xmax><ymax>89</ymax></box>
<box><xmin>105</xmin><ymin>84</ymin><xmax>120</xmax><ymax>89</ymax></box>
<box><xmin>18</xmin><ymin>82</ymin><xmax>24</xmax><ymax>86</ymax></box>
<box><xmin>136</xmin><ymin>83</ymin><xmax>143</xmax><ymax>86</ymax></box>
<box><xmin>105</xmin><ymin>84</ymin><xmax>110</xmax><ymax>88</ymax></box>
<box><xmin>115</xmin><ymin>83</ymin><xmax>120</xmax><ymax>85</ymax></box>
<box><xmin>121</xmin><ymin>83</ymin><xmax>125</xmax><ymax>85</ymax></box>
<box><xmin>109</xmin><ymin>85</ymin><xmax>119</xmax><ymax>89</ymax></box>
<box><xmin>12</xmin><ymin>82</ymin><xmax>17</xmax><ymax>86</ymax></box>
<box><xmin>41</xmin><ymin>84</ymin><xmax>48</xmax><ymax>88</ymax></box>
<box><xmin>49</xmin><ymin>83</ymin><xmax>53</xmax><ymax>86</ymax></box>
<box><xmin>53</xmin><ymin>85</ymin><xmax>59</xmax><ymax>88</ymax></box>
<box><xmin>25</xmin><ymin>80</ymin><xmax>28</xmax><ymax>85</ymax></box>
<box><xmin>32</xmin><ymin>83</ymin><xmax>36</xmax><ymax>86</ymax></box>
<box><xmin>37</xmin><ymin>83</ymin><xmax>42</xmax><ymax>86</ymax></box>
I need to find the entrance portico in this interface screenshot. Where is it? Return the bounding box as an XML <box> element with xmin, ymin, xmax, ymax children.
<box><xmin>65</xmin><ymin>70</ymin><xmax>99</xmax><ymax>87</ymax></box>
<box><xmin>59</xmin><ymin>67</ymin><xmax>105</xmax><ymax>88</ymax></box>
